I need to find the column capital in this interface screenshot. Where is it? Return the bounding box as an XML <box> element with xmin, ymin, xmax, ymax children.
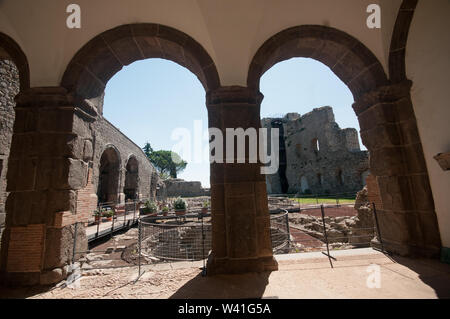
<box><xmin>352</xmin><ymin>80</ymin><xmax>412</xmax><ymax>116</ymax></box>
<box><xmin>206</xmin><ymin>86</ymin><xmax>263</xmax><ymax>107</ymax></box>
<box><xmin>15</xmin><ymin>86</ymin><xmax>98</xmax><ymax>120</ymax></box>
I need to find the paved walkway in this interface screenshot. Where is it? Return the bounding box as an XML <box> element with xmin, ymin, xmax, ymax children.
<box><xmin>1</xmin><ymin>248</ymin><xmax>449</xmax><ymax>299</ymax></box>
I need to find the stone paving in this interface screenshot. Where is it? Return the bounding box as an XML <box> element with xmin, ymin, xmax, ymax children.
<box><xmin>1</xmin><ymin>248</ymin><xmax>449</xmax><ymax>299</ymax></box>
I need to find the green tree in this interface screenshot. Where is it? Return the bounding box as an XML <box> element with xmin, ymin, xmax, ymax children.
<box><xmin>142</xmin><ymin>143</ymin><xmax>187</xmax><ymax>179</ymax></box>
<box><xmin>143</xmin><ymin>142</ymin><xmax>153</xmax><ymax>158</ymax></box>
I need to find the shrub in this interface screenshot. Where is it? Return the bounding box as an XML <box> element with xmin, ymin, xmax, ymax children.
<box><xmin>143</xmin><ymin>200</ymin><xmax>158</xmax><ymax>214</ymax></box>
<box><xmin>102</xmin><ymin>210</ymin><xmax>114</xmax><ymax>218</ymax></box>
<box><xmin>173</xmin><ymin>197</ymin><xmax>187</xmax><ymax>211</ymax></box>
<box><xmin>202</xmin><ymin>200</ymin><xmax>210</xmax><ymax>208</ymax></box>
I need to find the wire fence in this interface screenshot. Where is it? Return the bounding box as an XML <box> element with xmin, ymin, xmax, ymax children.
<box><xmin>69</xmin><ymin>199</ymin><xmax>383</xmax><ymax>279</ymax></box>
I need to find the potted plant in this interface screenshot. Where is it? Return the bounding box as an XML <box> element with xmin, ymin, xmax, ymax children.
<box><xmin>201</xmin><ymin>200</ymin><xmax>210</xmax><ymax>215</ymax></box>
<box><xmin>94</xmin><ymin>209</ymin><xmax>104</xmax><ymax>224</ymax></box>
<box><xmin>173</xmin><ymin>197</ymin><xmax>187</xmax><ymax>216</ymax></box>
<box><xmin>141</xmin><ymin>200</ymin><xmax>158</xmax><ymax>216</ymax></box>
<box><xmin>161</xmin><ymin>205</ymin><xmax>169</xmax><ymax>216</ymax></box>
<box><xmin>102</xmin><ymin>209</ymin><xmax>114</xmax><ymax>222</ymax></box>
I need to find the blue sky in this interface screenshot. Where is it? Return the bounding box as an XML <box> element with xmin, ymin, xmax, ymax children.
<box><xmin>103</xmin><ymin>57</ymin><xmax>361</xmax><ymax>188</ymax></box>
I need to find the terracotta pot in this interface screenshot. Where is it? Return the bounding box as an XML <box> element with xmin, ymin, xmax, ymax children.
<box><xmin>201</xmin><ymin>207</ymin><xmax>208</xmax><ymax>215</ymax></box>
<box><xmin>175</xmin><ymin>209</ymin><xmax>186</xmax><ymax>216</ymax></box>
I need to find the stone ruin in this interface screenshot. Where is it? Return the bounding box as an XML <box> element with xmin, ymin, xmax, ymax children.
<box><xmin>288</xmin><ymin>186</ymin><xmax>375</xmax><ymax>249</ymax></box>
<box><xmin>164</xmin><ymin>179</ymin><xmax>210</xmax><ymax>198</ymax></box>
<box><xmin>261</xmin><ymin>107</ymin><xmax>370</xmax><ymax>195</ymax></box>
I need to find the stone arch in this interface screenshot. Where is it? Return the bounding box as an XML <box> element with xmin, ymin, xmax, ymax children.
<box><xmin>97</xmin><ymin>145</ymin><xmax>121</xmax><ymax>204</ymax></box>
<box><xmin>248</xmin><ymin>19</ymin><xmax>441</xmax><ymax>258</ymax></box>
<box><xmin>389</xmin><ymin>0</ymin><xmax>417</xmax><ymax>83</ymax></box>
<box><xmin>124</xmin><ymin>155</ymin><xmax>139</xmax><ymax>201</ymax></box>
<box><xmin>247</xmin><ymin>25</ymin><xmax>388</xmax><ymax>100</ymax></box>
<box><xmin>61</xmin><ymin>23</ymin><xmax>220</xmax><ymax>102</ymax></box>
<box><xmin>0</xmin><ymin>32</ymin><xmax>30</xmax><ymax>91</ymax></box>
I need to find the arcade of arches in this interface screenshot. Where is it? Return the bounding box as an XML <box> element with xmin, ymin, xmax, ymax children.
<box><xmin>0</xmin><ymin>0</ymin><xmax>449</xmax><ymax>286</ymax></box>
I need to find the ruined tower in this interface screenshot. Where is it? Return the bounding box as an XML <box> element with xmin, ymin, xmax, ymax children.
<box><xmin>261</xmin><ymin>106</ymin><xmax>370</xmax><ymax>195</ymax></box>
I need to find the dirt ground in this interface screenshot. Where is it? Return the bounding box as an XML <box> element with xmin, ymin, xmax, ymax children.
<box><xmin>2</xmin><ymin>249</ymin><xmax>449</xmax><ymax>299</ymax></box>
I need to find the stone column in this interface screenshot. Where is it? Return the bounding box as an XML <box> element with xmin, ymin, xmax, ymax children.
<box><xmin>353</xmin><ymin>80</ymin><xmax>441</xmax><ymax>257</ymax></box>
<box><xmin>206</xmin><ymin>86</ymin><xmax>278</xmax><ymax>275</ymax></box>
<box><xmin>0</xmin><ymin>87</ymin><xmax>96</xmax><ymax>286</ymax></box>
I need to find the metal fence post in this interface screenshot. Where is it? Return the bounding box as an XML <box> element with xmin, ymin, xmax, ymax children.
<box><xmin>133</xmin><ymin>200</ymin><xmax>137</xmax><ymax>224</ymax></box>
<box><xmin>372</xmin><ymin>202</ymin><xmax>384</xmax><ymax>252</ymax></box>
<box><xmin>201</xmin><ymin>213</ymin><xmax>207</xmax><ymax>276</ymax></box>
<box><xmin>320</xmin><ymin>205</ymin><xmax>335</xmax><ymax>266</ymax></box>
<box><xmin>72</xmin><ymin>222</ymin><xmax>78</xmax><ymax>264</ymax></box>
<box><xmin>96</xmin><ymin>204</ymin><xmax>101</xmax><ymax>238</ymax></box>
<box><xmin>138</xmin><ymin>218</ymin><xmax>142</xmax><ymax>278</ymax></box>
<box><xmin>285</xmin><ymin>211</ymin><xmax>291</xmax><ymax>249</ymax></box>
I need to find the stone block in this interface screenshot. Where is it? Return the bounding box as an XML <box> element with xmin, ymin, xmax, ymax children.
<box><xmin>67</xmin><ymin>159</ymin><xmax>88</xmax><ymax>190</ymax></box>
<box><xmin>38</xmin><ymin>108</ymin><xmax>74</xmax><ymax>132</ymax></box>
<box><xmin>377</xmin><ymin>176</ymin><xmax>414</xmax><ymax>211</ymax></box>
<box><xmin>369</xmin><ymin>147</ymin><xmax>405</xmax><ymax>176</ymax></box>
<box><xmin>6</xmin><ymin>158</ymin><xmax>37</xmax><ymax>192</ymax></box>
<box><xmin>82</xmin><ymin>139</ymin><xmax>93</xmax><ymax>161</ymax></box>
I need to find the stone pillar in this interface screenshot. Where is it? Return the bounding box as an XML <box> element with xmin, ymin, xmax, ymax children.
<box><xmin>0</xmin><ymin>87</ymin><xmax>96</xmax><ymax>286</ymax></box>
<box><xmin>353</xmin><ymin>80</ymin><xmax>441</xmax><ymax>257</ymax></box>
<box><xmin>206</xmin><ymin>86</ymin><xmax>278</xmax><ymax>275</ymax></box>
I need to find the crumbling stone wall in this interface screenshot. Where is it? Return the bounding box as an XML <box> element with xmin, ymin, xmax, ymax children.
<box><xmin>164</xmin><ymin>179</ymin><xmax>210</xmax><ymax>197</ymax></box>
<box><xmin>92</xmin><ymin>117</ymin><xmax>158</xmax><ymax>203</ymax></box>
<box><xmin>262</xmin><ymin>107</ymin><xmax>369</xmax><ymax>195</ymax></box>
<box><xmin>0</xmin><ymin>59</ymin><xmax>19</xmax><ymax>245</ymax></box>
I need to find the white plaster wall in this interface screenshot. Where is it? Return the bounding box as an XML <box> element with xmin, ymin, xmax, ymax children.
<box><xmin>0</xmin><ymin>0</ymin><xmax>399</xmax><ymax>87</ymax></box>
<box><xmin>406</xmin><ymin>0</ymin><xmax>450</xmax><ymax>247</ymax></box>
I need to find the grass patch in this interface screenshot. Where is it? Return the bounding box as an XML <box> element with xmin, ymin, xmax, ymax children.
<box><xmin>291</xmin><ymin>197</ymin><xmax>356</xmax><ymax>205</ymax></box>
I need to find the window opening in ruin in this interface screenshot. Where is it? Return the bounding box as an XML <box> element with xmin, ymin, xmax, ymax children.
<box><xmin>337</xmin><ymin>169</ymin><xmax>344</xmax><ymax>186</ymax></box>
<box><xmin>311</xmin><ymin>138</ymin><xmax>319</xmax><ymax>153</ymax></box>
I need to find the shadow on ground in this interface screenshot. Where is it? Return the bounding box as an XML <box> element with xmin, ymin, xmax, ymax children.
<box><xmin>0</xmin><ymin>284</ymin><xmax>54</xmax><ymax>299</ymax></box>
<box><xmin>169</xmin><ymin>271</ymin><xmax>273</xmax><ymax>299</ymax></box>
<box><xmin>386</xmin><ymin>254</ymin><xmax>450</xmax><ymax>298</ymax></box>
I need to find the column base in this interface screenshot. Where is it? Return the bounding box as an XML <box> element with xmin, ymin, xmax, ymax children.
<box><xmin>206</xmin><ymin>254</ymin><xmax>278</xmax><ymax>276</ymax></box>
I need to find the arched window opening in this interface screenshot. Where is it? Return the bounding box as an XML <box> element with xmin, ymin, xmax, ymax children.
<box><xmin>97</xmin><ymin>147</ymin><xmax>120</xmax><ymax>204</ymax></box>
<box><xmin>124</xmin><ymin>156</ymin><xmax>139</xmax><ymax>201</ymax></box>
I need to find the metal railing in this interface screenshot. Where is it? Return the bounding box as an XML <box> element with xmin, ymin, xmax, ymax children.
<box><xmin>69</xmin><ymin>200</ymin><xmax>383</xmax><ymax>279</ymax></box>
<box><xmin>269</xmin><ymin>211</ymin><xmax>290</xmax><ymax>254</ymax></box>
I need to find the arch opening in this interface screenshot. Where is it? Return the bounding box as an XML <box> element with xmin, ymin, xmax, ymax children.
<box><xmin>124</xmin><ymin>156</ymin><xmax>139</xmax><ymax>201</ymax></box>
<box><xmin>97</xmin><ymin>147</ymin><xmax>121</xmax><ymax>204</ymax></box>
<box><xmin>248</xmin><ymin>25</ymin><xmax>388</xmax><ymax>100</ymax></box>
<box><xmin>61</xmin><ymin>23</ymin><xmax>220</xmax><ymax>103</ymax></box>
